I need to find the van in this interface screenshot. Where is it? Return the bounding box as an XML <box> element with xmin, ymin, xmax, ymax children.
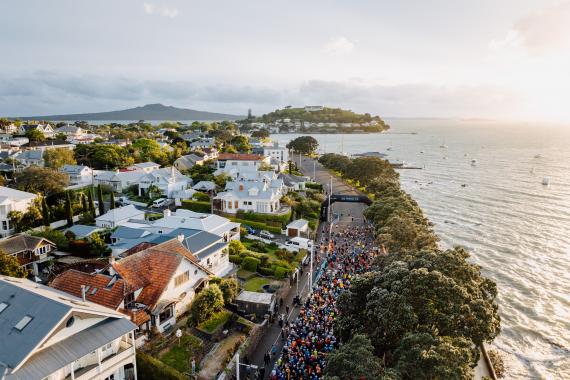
<box><xmin>284</xmin><ymin>237</ymin><xmax>313</xmax><ymax>251</ymax></box>
<box><xmin>151</xmin><ymin>198</ymin><xmax>168</xmax><ymax>208</ymax></box>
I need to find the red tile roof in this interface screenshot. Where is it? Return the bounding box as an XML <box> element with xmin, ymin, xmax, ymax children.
<box><xmin>50</xmin><ymin>270</ymin><xmax>128</xmax><ymax>310</ymax></box>
<box><xmin>218</xmin><ymin>153</ymin><xmax>265</xmax><ymax>161</ymax></box>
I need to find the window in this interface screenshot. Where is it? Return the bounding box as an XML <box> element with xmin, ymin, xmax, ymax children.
<box><xmin>14</xmin><ymin>315</ymin><xmax>33</xmax><ymax>331</ymax></box>
<box><xmin>159</xmin><ymin>306</ymin><xmax>173</xmax><ymax>322</ymax></box>
<box><xmin>2</xmin><ymin>221</ymin><xmax>7</xmax><ymax>230</ymax></box>
<box><xmin>102</xmin><ymin>342</ymin><xmax>113</xmax><ymax>352</ymax></box>
<box><xmin>174</xmin><ymin>271</ymin><xmax>190</xmax><ymax>287</ymax></box>
<box><xmin>0</xmin><ymin>302</ymin><xmax>8</xmax><ymax>313</ymax></box>
<box><xmin>124</xmin><ymin>292</ymin><xmax>135</xmax><ymax>309</ymax></box>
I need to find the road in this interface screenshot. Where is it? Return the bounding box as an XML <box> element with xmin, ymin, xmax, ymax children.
<box><xmin>244</xmin><ymin>155</ymin><xmax>367</xmax><ymax>379</ymax></box>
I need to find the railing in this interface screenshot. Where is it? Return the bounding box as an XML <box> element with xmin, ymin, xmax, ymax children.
<box><xmin>74</xmin><ymin>342</ymin><xmax>135</xmax><ymax>380</ymax></box>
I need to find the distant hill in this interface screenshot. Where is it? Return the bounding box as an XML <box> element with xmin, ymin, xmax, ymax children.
<box><xmin>17</xmin><ymin>103</ymin><xmax>243</xmax><ymax>121</ymax></box>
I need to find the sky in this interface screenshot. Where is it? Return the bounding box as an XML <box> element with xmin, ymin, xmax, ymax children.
<box><xmin>1</xmin><ymin>0</ymin><xmax>570</xmax><ymax>122</ymax></box>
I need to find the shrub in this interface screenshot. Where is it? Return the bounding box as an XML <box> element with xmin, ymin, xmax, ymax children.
<box><xmin>180</xmin><ymin>200</ymin><xmax>211</xmax><ymax>213</ymax></box>
<box><xmin>230</xmin><ymin>219</ymin><xmax>282</xmax><ymax>234</ymax></box>
<box><xmin>258</xmin><ymin>267</ymin><xmax>275</xmax><ymax>276</ymax></box>
<box><xmin>193</xmin><ymin>192</ymin><xmax>211</xmax><ymax>202</ymax></box>
<box><xmin>219</xmin><ymin>278</ymin><xmax>239</xmax><ymax>304</ymax></box>
<box><xmin>229</xmin><ymin>255</ymin><xmax>242</xmax><ymax>264</ymax></box>
<box><xmin>249</xmin><ymin>241</ymin><xmax>268</xmax><ymax>253</ymax></box>
<box><xmin>306</xmin><ymin>182</ymin><xmax>323</xmax><ymax>191</ymax></box>
<box><xmin>190</xmin><ymin>284</ymin><xmax>224</xmax><ymax>324</ymax></box>
<box><xmin>136</xmin><ymin>352</ymin><xmax>186</xmax><ymax>380</ymax></box>
<box><xmin>274</xmin><ymin>266</ymin><xmax>290</xmax><ymax>279</ymax></box>
<box><xmin>241</xmin><ymin>257</ymin><xmax>261</xmax><ymax>272</ymax></box>
<box><xmin>229</xmin><ymin>240</ymin><xmax>245</xmax><ymax>256</ymax></box>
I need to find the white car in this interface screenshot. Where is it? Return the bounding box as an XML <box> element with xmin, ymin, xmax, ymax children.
<box><xmin>259</xmin><ymin>230</ymin><xmax>275</xmax><ymax>240</ymax></box>
<box><xmin>151</xmin><ymin>198</ymin><xmax>168</xmax><ymax>208</ymax></box>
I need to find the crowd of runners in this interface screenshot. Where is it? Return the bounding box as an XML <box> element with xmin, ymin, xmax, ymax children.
<box><xmin>269</xmin><ymin>224</ymin><xmax>377</xmax><ymax>379</ymax></box>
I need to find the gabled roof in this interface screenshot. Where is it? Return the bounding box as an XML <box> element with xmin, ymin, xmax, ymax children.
<box><xmin>64</xmin><ymin>225</ymin><xmax>103</xmax><ymax>238</ymax></box>
<box><xmin>59</xmin><ymin>164</ymin><xmax>90</xmax><ymax>174</ymax></box>
<box><xmin>0</xmin><ymin>187</ymin><xmax>37</xmax><ymax>203</ymax></box>
<box><xmin>193</xmin><ymin>181</ymin><xmax>216</xmax><ymax>191</ymax></box>
<box><xmin>50</xmin><ymin>270</ymin><xmax>128</xmax><ymax>310</ymax></box>
<box><xmin>96</xmin><ymin>204</ymin><xmax>143</xmax><ymax>223</ymax></box>
<box><xmin>0</xmin><ymin>234</ymin><xmax>55</xmax><ymax>255</ymax></box>
<box><xmin>218</xmin><ymin>153</ymin><xmax>266</xmax><ymax>161</ymax></box>
<box><xmin>131</xmin><ymin>161</ymin><xmax>160</xmax><ymax>169</ymax></box>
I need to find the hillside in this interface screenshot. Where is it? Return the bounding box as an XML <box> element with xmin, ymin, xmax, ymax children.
<box><xmin>254</xmin><ymin>106</ymin><xmax>386</xmax><ymax>125</ymax></box>
<box><xmin>17</xmin><ymin>103</ymin><xmax>242</xmax><ymax>121</ymax></box>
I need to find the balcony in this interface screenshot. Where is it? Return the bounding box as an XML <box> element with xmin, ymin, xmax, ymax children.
<box><xmin>71</xmin><ymin>341</ymin><xmax>135</xmax><ymax>380</ymax></box>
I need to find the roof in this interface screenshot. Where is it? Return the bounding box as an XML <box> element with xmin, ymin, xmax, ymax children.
<box><xmin>64</xmin><ymin>225</ymin><xmax>103</xmax><ymax>238</ymax></box>
<box><xmin>218</xmin><ymin>153</ymin><xmax>266</xmax><ymax>161</ymax></box>
<box><xmin>0</xmin><ymin>276</ymin><xmax>129</xmax><ymax>374</ymax></box>
<box><xmin>111</xmin><ymin>225</ymin><xmax>151</xmax><ymax>240</ymax></box>
<box><xmin>193</xmin><ymin>181</ymin><xmax>216</xmax><ymax>191</ymax></box>
<box><xmin>236</xmin><ymin>290</ymin><xmax>274</xmax><ymax>305</ymax></box>
<box><xmin>0</xmin><ymin>187</ymin><xmax>37</xmax><ymax>204</ymax></box>
<box><xmin>15</xmin><ymin>150</ymin><xmax>43</xmax><ymax>160</ymax></box>
<box><xmin>151</xmin><ymin>209</ymin><xmax>238</xmax><ymax>235</ymax></box>
<box><xmin>172</xmin><ymin>229</ymin><xmax>223</xmax><ymax>254</ymax></box>
<box><xmin>0</xmin><ymin>234</ymin><xmax>55</xmax><ymax>255</ymax></box>
<box><xmin>131</xmin><ymin>161</ymin><xmax>160</xmax><ymax>168</ymax></box>
<box><xmin>287</xmin><ymin>219</ymin><xmax>309</xmax><ymax>229</ymax></box>
<box><xmin>59</xmin><ymin>164</ymin><xmax>90</xmax><ymax>174</ymax></box>
<box><xmin>96</xmin><ymin>204</ymin><xmax>143</xmax><ymax>223</ymax></box>
<box><xmin>7</xmin><ymin>318</ymin><xmax>135</xmax><ymax>380</ymax></box>
<box><xmin>194</xmin><ymin>242</ymin><xmax>228</xmax><ymax>261</ymax></box>
<box><xmin>50</xmin><ymin>270</ymin><xmax>128</xmax><ymax>310</ymax></box>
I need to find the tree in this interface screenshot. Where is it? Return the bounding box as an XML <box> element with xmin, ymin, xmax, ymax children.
<box><xmin>30</xmin><ymin>228</ymin><xmax>69</xmax><ymax>250</ymax></box>
<box><xmin>97</xmin><ymin>185</ymin><xmax>105</xmax><ymax>216</ymax></box>
<box><xmin>229</xmin><ymin>240</ymin><xmax>245</xmax><ymax>256</ymax></box>
<box><xmin>286</xmin><ymin>136</ymin><xmax>319</xmax><ymax>155</ymax></box>
<box><xmin>41</xmin><ymin>197</ymin><xmax>50</xmax><ymax>226</ymax></box>
<box><xmin>43</xmin><ymin>148</ymin><xmax>77</xmax><ymax>169</ymax></box>
<box><xmin>0</xmin><ymin>250</ymin><xmax>28</xmax><ymax>278</ymax></box>
<box><xmin>251</xmin><ymin>129</ymin><xmax>269</xmax><ymax>139</ymax></box>
<box><xmin>325</xmin><ymin>334</ymin><xmax>383</xmax><ymax>380</ymax></box>
<box><xmin>80</xmin><ymin>192</ymin><xmax>88</xmax><ymax>213</ymax></box>
<box><xmin>229</xmin><ymin>135</ymin><xmax>251</xmax><ymax>153</ymax></box>
<box><xmin>65</xmin><ymin>191</ymin><xmax>74</xmax><ymax>226</ymax></box>
<box><xmin>25</xmin><ymin>128</ymin><xmax>45</xmax><ymax>142</ymax></box>
<box><xmin>14</xmin><ymin>167</ymin><xmax>69</xmax><ymax>195</ymax></box>
<box><xmin>88</xmin><ymin>233</ymin><xmax>110</xmax><ymax>257</ymax></box>
<box><xmin>190</xmin><ymin>284</ymin><xmax>224</xmax><ymax>324</ymax></box>
<box><xmin>130</xmin><ymin>138</ymin><xmax>167</xmax><ymax>164</ymax></box>
<box><xmin>258</xmin><ymin>162</ymin><xmax>273</xmax><ymax>171</ymax></box>
<box><xmin>219</xmin><ymin>278</ymin><xmax>239</xmax><ymax>304</ymax></box>
<box><xmin>74</xmin><ymin>144</ymin><xmax>134</xmax><ymax>169</ymax></box>
<box><xmin>87</xmin><ymin>187</ymin><xmax>96</xmax><ymax>218</ymax></box>
<box><xmin>109</xmin><ymin>192</ymin><xmax>116</xmax><ymax>210</ymax></box>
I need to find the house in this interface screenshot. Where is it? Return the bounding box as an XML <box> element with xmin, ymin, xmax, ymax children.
<box><xmin>236</xmin><ymin>290</ymin><xmax>275</xmax><ymax>318</ymax></box>
<box><xmin>94</xmin><ymin>170</ymin><xmax>146</xmax><ymax>193</ymax></box>
<box><xmin>51</xmin><ymin>238</ymin><xmax>212</xmax><ymax>340</ymax></box>
<box><xmin>64</xmin><ymin>224</ymin><xmax>105</xmax><ymax>239</ymax></box>
<box><xmin>0</xmin><ymin>234</ymin><xmax>56</xmax><ymax>277</ymax></box>
<box><xmin>1</xmin><ymin>123</ymin><xmax>18</xmax><ymax>134</ymax></box>
<box><xmin>286</xmin><ymin>219</ymin><xmax>309</xmax><ymax>238</ymax></box>
<box><xmin>96</xmin><ymin>205</ymin><xmax>145</xmax><ymax>229</ymax></box>
<box><xmin>215</xmin><ymin>178</ymin><xmax>283</xmax><ymax>215</ymax></box>
<box><xmin>0</xmin><ymin>187</ymin><xmax>38</xmax><ymax>237</ymax></box>
<box><xmin>304</xmin><ymin>106</ymin><xmax>324</xmax><ymax>112</ymax></box>
<box><xmin>193</xmin><ymin>180</ymin><xmax>217</xmax><ymax>193</ymax></box>
<box><xmin>189</xmin><ymin>137</ymin><xmax>215</xmax><ymax>150</ymax></box>
<box><xmin>138</xmin><ymin>167</ymin><xmax>191</xmax><ymax>199</ymax></box>
<box><xmin>59</xmin><ymin>164</ymin><xmax>93</xmax><ymax>185</ymax></box>
<box><xmin>202</xmin><ymin>147</ymin><xmax>219</xmax><ymax>160</ymax></box>
<box><xmin>18</xmin><ymin>123</ymin><xmax>55</xmax><ymax>138</ymax></box>
<box><xmin>25</xmin><ymin>141</ymin><xmax>75</xmax><ymax>151</ymax></box>
<box><xmin>214</xmin><ymin>153</ymin><xmax>271</xmax><ymax>178</ymax></box>
<box><xmin>0</xmin><ymin>276</ymin><xmax>137</xmax><ymax>380</ymax></box>
<box><xmin>174</xmin><ymin>153</ymin><xmax>205</xmax><ymax>171</ymax></box>
<box><xmin>0</xmin><ymin>134</ymin><xmax>29</xmax><ymax>147</ymax></box>
<box><xmin>180</xmin><ymin>132</ymin><xmax>202</xmax><ymax>142</ymax></box>
<box><xmin>54</xmin><ymin>124</ymin><xmax>84</xmax><ymax>137</ymax></box>
<box><xmin>279</xmin><ymin>173</ymin><xmax>309</xmax><ymax>191</ymax></box>
<box><xmin>13</xmin><ymin>149</ymin><xmax>44</xmax><ymax>167</ymax></box>
<box><xmin>126</xmin><ymin>162</ymin><xmax>160</xmax><ymax>173</ymax></box>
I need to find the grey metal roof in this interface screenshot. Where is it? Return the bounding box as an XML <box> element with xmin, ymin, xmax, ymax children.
<box><xmin>64</xmin><ymin>225</ymin><xmax>102</xmax><ymax>238</ymax></box>
<box><xmin>236</xmin><ymin>290</ymin><xmax>274</xmax><ymax>305</ymax></box>
<box><xmin>194</xmin><ymin>242</ymin><xmax>228</xmax><ymax>261</ymax></box>
<box><xmin>111</xmin><ymin>226</ymin><xmax>150</xmax><ymax>239</ymax></box>
<box><xmin>0</xmin><ymin>280</ymin><xmax>70</xmax><ymax>370</ymax></box>
<box><xmin>6</xmin><ymin>318</ymin><xmax>135</xmax><ymax>380</ymax></box>
<box><xmin>178</xmin><ymin>230</ymin><xmax>222</xmax><ymax>254</ymax></box>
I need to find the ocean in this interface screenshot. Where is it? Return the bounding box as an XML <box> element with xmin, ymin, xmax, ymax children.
<box><xmin>272</xmin><ymin>120</ymin><xmax>570</xmax><ymax>379</ymax></box>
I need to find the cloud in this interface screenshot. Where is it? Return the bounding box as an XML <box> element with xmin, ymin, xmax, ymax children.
<box><xmin>490</xmin><ymin>2</ymin><xmax>570</xmax><ymax>55</ymax></box>
<box><xmin>142</xmin><ymin>2</ymin><xmax>179</xmax><ymax>18</ymax></box>
<box><xmin>323</xmin><ymin>37</ymin><xmax>354</xmax><ymax>55</ymax></box>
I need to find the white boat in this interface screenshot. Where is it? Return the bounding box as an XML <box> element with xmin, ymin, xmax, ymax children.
<box><xmin>471</xmin><ymin>159</ymin><xmax>477</xmax><ymax>166</ymax></box>
<box><xmin>542</xmin><ymin>176</ymin><xmax>550</xmax><ymax>186</ymax></box>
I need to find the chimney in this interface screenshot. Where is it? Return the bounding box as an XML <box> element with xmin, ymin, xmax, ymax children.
<box><xmin>177</xmin><ymin>234</ymin><xmax>184</xmax><ymax>242</ymax></box>
<box><xmin>239</xmin><ymin>184</ymin><xmax>244</xmax><ymax>192</ymax></box>
<box><xmin>81</xmin><ymin>285</ymin><xmax>86</xmax><ymax>302</ymax></box>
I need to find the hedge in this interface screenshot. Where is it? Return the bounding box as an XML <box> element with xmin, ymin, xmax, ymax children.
<box><xmin>193</xmin><ymin>192</ymin><xmax>211</xmax><ymax>202</ymax></box>
<box><xmin>258</xmin><ymin>266</ymin><xmax>275</xmax><ymax>276</ymax></box>
<box><xmin>136</xmin><ymin>352</ymin><xmax>186</xmax><ymax>380</ymax></box>
<box><xmin>275</xmin><ymin>266</ymin><xmax>291</xmax><ymax>279</ymax></box>
<box><xmin>306</xmin><ymin>182</ymin><xmax>323</xmax><ymax>191</ymax></box>
<box><xmin>229</xmin><ymin>255</ymin><xmax>242</xmax><ymax>264</ymax></box>
<box><xmin>231</xmin><ymin>219</ymin><xmax>282</xmax><ymax>234</ymax></box>
<box><xmin>235</xmin><ymin>210</ymin><xmax>291</xmax><ymax>224</ymax></box>
<box><xmin>181</xmin><ymin>200</ymin><xmax>211</xmax><ymax>213</ymax></box>
<box><xmin>241</xmin><ymin>256</ymin><xmax>261</xmax><ymax>272</ymax></box>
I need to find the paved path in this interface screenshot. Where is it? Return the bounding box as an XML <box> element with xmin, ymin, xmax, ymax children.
<box><xmin>242</xmin><ymin>155</ymin><xmax>367</xmax><ymax>379</ymax></box>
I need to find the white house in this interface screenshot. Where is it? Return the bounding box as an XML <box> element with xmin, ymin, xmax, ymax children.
<box><xmin>13</xmin><ymin>150</ymin><xmax>44</xmax><ymax>167</ymax></box>
<box><xmin>214</xmin><ymin>153</ymin><xmax>271</xmax><ymax>178</ymax></box>
<box><xmin>0</xmin><ymin>134</ymin><xmax>28</xmax><ymax>147</ymax></box>
<box><xmin>0</xmin><ymin>187</ymin><xmax>38</xmax><ymax>237</ymax></box>
<box><xmin>138</xmin><ymin>167</ymin><xmax>191</xmax><ymax>199</ymax></box>
<box><xmin>18</xmin><ymin>123</ymin><xmax>55</xmax><ymax>138</ymax></box>
<box><xmin>96</xmin><ymin>205</ymin><xmax>145</xmax><ymax>228</ymax></box>
<box><xmin>51</xmin><ymin>238</ymin><xmax>212</xmax><ymax>338</ymax></box>
<box><xmin>94</xmin><ymin>170</ymin><xmax>146</xmax><ymax>193</ymax></box>
<box><xmin>174</xmin><ymin>153</ymin><xmax>205</xmax><ymax>171</ymax></box>
<box><xmin>54</xmin><ymin>125</ymin><xmax>85</xmax><ymax>137</ymax></box>
<box><xmin>59</xmin><ymin>164</ymin><xmax>93</xmax><ymax>185</ymax></box>
<box><xmin>126</xmin><ymin>162</ymin><xmax>160</xmax><ymax>173</ymax></box>
<box><xmin>193</xmin><ymin>180</ymin><xmax>217</xmax><ymax>193</ymax></box>
<box><xmin>215</xmin><ymin>178</ymin><xmax>283</xmax><ymax>215</ymax></box>
<box><xmin>1</xmin><ymin>123</ymin><xmax>18</xmax><ymax>134</ymax></box>
<box><xmin>0</xmin><ymin>276</ymin><xmax>138</xmax><ymax>380</ymax></box>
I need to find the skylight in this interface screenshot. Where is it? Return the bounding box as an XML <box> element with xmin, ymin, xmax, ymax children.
<box><xmin>14</xmin><ymin>315</ymin><xmax>33</xmax><ymax>331</ymax></box>
<box><xmin>0</xmin><ymin>302</ymin><xmax>8</xmax><ymax>313</ymax></box>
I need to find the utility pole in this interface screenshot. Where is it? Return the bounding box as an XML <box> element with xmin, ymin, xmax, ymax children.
<box><xmin>236</xmin><ymin>353</ymin><xmax>240</xmax><ymax>380</ymax></box>
<box><xmin>309</xmin><ymin>243</ymin><xmax>314</xmax><ymax>292</ymax></box>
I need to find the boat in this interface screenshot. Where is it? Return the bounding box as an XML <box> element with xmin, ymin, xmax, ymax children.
<box><xmin>534</xmin><ymin>154</ymin><xmax>543</xmax><ymax>159</ymax></box>
<box><xmin>471</xmin><ymin>159</ymin><xmax>477</xmax><ymax>166</ymax></box>
<box><xmin>440</xmin><ymin>139</ymin><xmax>448</xmax><ymax>149</ymax></box>
<box><xmin>443</xmin><ymin>156</ymin><xmax>448</xmax><ymax>160</ymax></box>
<box><xmin>542</xmin><ymin>176</ymin><xmax>550</xmax><ymax>186</ymax></box>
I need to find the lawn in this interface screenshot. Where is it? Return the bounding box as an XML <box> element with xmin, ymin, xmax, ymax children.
<box><xmin>159</xmin><ymin>333</ymin><xmax>203</xmax><ymax>373</ymax></box>
<box><xmin>243</xmin><ymin>276</ymin><xmax>270</xmax><ymax>292</ymax></box>
<box><xmin>236</xmin><ymin>269</ymin><xmax>255</xmax><ymax>280</ymax></box>
<box><xmin>197</xmin><ymin>310</ymin><xmax>233</xmax><ymax>334</ymax></box>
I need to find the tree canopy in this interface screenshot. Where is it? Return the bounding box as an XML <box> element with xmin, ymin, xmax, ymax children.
<box><xmin>0</xmin><ymin>249</ymin><xmax>28</xmax><ymax>278</ymax></box>
<box><xmin>43</xmin><ymin>148</ymin><xmax>77</xmax><ymax>169</ymax></box>
<box><xmin>286</xmin><ymin>136</ymin><xmax>319</xmax><ymax>155</ymax></box>
<box><xmin>74</xmin><ymin>143</ymin><xmax>134</xmax><ymax>169</ymax></box>
<box><xmin>13</xmin><ymin>167</ymin><xmax>69</xmax><ymax>195</ymax></box>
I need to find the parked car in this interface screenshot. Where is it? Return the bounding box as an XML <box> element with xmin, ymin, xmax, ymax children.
<box><xmin>244</xmin><ymin>225</ymin><xmax>257</xmax><ymax>235</ymax></box>
<box><xmin>151</xmin><ymin>198</ymin><xmax>168</xmax><ymax>208</ymax></box>
<box><xmin>117</xmin><ymin>196</ymin><xmax>131</xmax><ymax>206</ymax></box>
<box><xmin>259</xmin><ymin>230</ymin><xmax>275</xmax><ymax>240</ymax></box>
<box><xmin>284</xmin><ymin>237</ymin><xmax>313</xmax><ymax>251</ymax></box>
